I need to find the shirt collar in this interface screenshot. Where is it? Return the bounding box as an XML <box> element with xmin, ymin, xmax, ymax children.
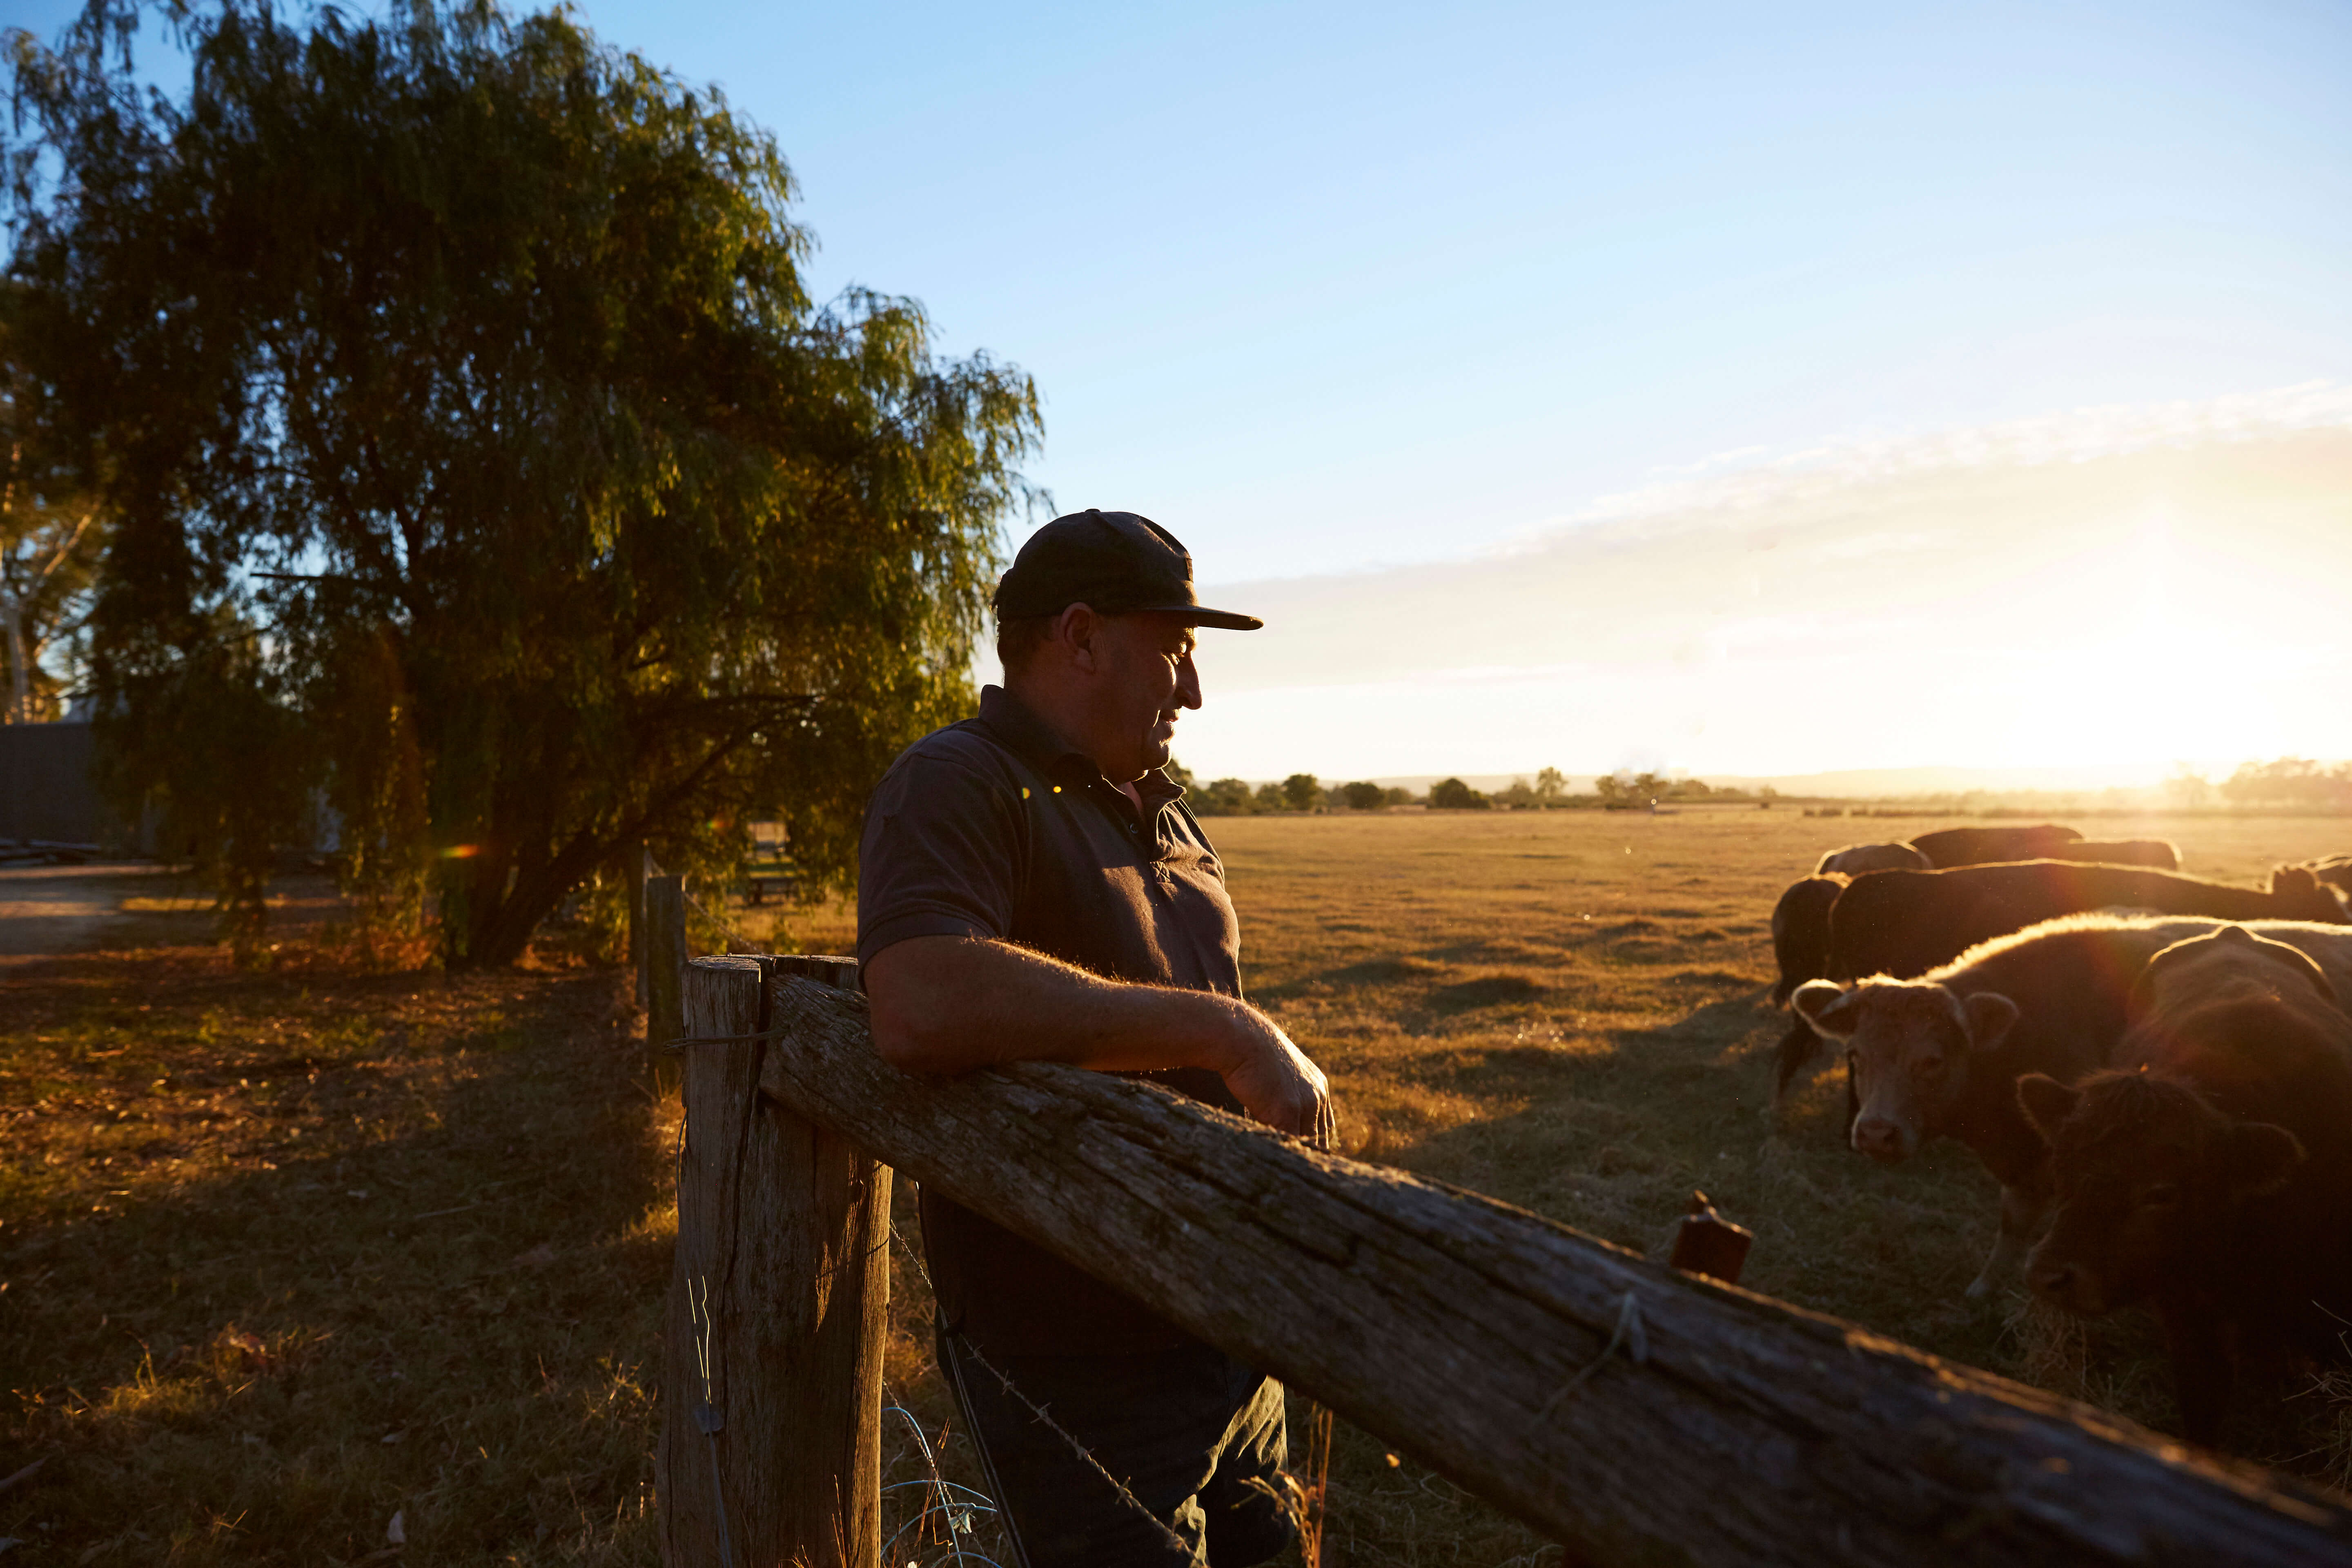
<box><xmin>976</xmin><ymin>685</ymin><xmax>1188</xmax><ymax>803</ymax></box>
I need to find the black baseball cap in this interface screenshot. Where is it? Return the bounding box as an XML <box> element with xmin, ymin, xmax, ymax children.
<box><xmin>993</xmin><ymin>510</ymin><xmax>1263</xmax><ymax>631</ymax></box>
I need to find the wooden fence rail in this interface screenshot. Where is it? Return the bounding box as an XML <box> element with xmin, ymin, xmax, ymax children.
<box><xmin>660</xmin><ymin>955</ymin><xmax>2352</xmax><ymax>1568</ymax></box>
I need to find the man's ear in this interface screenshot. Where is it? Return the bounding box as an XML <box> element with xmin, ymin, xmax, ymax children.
<box><xmin>1961</xmin><ymin>992</ymin><xmax>2020</xmax><ymax>1054</ymax></box>
<box><xmin>2016</xmin><ymin>1074</ymin><xmax>2079</xmax><ymax>1145</ymax></box>
<box><xmin>2218</xmin><ymin>1122</ymin><xmax>2305</xmax><ymax>1198</ymax></box>
<box><xmin>1791</xmin><ymin>980</ymin><xmax>1856</xmax><ymax>1038</ymax></box>
<box><xmin>1058</xmin><ymin>602</ymin><xmax>1103</xmax><ymax>672</ymax></box>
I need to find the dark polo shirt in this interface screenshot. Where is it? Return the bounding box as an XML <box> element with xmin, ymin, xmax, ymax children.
<box><xmin>858</xmin><ymin>685</ymin><xmax>1246</xmax><ymax>1357</ymax></box>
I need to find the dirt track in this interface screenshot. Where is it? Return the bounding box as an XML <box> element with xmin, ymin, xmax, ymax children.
<box><xmin>0</xmin><ymin>861</ymin><xmax>196</xmax><ymax>960</ymax></box>
<box><xmin>0</xmin><ymin>862</ymin><xmax>353</xmax><ymax>963</ymax></box>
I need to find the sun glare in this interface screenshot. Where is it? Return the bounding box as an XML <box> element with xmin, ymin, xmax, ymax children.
<box><xmin>1968</xmin><ymin>507</ymin><xmax>2315</xmax><ymax>773</ymax></box>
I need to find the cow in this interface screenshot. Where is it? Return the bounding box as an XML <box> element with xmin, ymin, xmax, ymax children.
<box><xmin>2048</xmin><ymin>838</ymin><xmax>2181</xmax><ymax>871</ymax></box>
<box><xmin>1770</xmin><ymin>862</ymin><xmax>2347</xmax><ymax>1102</ymax></box>
<box><xmin>2017</xmin><ymin>925</ymin><xmax>2352</xmax><ymax>1445</ymax></box>
<box><xmin>1789</xmin><ymin>916</ymin><xmax>2216</xmax><ymax>1297</ymax></box>
<box><xmin>1791</xmin><ymin>916</ymin><xmax>2352</xmax><ymax>1301</ymax></box>
<box><xmin>1908</xmin><ymin>822</ymin><xmax>2082</xmax><ymax>868</ymax></box>
<box><xmin>1768</xmin><ymin>875</ymin><xmax>1845</xmax><ymax>1006</ymax></box>
<box><xmin>1814</xmin><ymin>842</ymin><xmax>1930</xmax><ymax>877</ymax></box>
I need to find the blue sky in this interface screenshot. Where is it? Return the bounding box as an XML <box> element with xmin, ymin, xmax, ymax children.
<box><xmin>569</xmin><ymin>0</ymin><xmax>2352</xmax><ymax>579</ymax></box>
<box><xmin>11</xmin><ymin>0</ymin><xmax>2351</xmax><ymax>779</ymax></box>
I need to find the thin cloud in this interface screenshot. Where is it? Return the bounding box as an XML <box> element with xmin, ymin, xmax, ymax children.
<box><xmin>1177</xmin><ymin>393</ymin><xmax>2352</xmax><ymax>779</ymax></box>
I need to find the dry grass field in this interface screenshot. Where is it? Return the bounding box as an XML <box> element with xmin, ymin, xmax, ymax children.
<box><xmin>7</xmin><ymin>806</ymin><xmax>2352</xmax><ymax>1564</ymax></box>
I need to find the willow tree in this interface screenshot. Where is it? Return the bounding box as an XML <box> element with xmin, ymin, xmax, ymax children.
<box><xmin>4</xmin><ymin>0</ymin><xmax>1039</xmax><ymax>963</ymax></box>
<box><xmin>0</xmin><ymin>295</ymin><xmax>106</xmax><ymax>726</ymax></box>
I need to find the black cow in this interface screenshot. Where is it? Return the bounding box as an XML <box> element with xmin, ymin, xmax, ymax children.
<box><xmin>1768</xmin><ymin>875</ymin><xmax>1845</xmax><ymax>1006</ymax></box>
<box><xmin>1908</xmin><ymin>822</ymin><xmax>2081</xmax><ymax>868</ymax></box>
<box><xmin>2050</xmin><ymin>839</ymin><xmax>2180</xmax><ymax>871</ymax></box>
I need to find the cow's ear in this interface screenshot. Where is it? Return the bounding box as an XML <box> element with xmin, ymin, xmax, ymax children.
<box><xmin>2218</xmin><ymin>1122</ymin><xmax>2305</xmax><ymax>1198</ymax></box>
<box><xmin>2016</xmin><ymin>1074</ymin><xmax>2078</xmax><ymax>1144</ymax></box>
<box><xmin>1791</xmin><ymin>980</ymin><xmax>1856</xmax><ymax>1037</ymax></box>
<box><xmin>1960</xmin><ymin>991</ymin><xmax>2020</xmax><ymax>1053</ymax></box>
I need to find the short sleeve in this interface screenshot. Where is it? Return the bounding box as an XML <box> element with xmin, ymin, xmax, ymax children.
<box><xmin>856</xmin><ymin>749</ymin><xmax>1026</xmax><ymax>968</ymax></box>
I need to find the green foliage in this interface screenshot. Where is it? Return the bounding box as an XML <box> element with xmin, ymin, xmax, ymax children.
<box><xmin>1252</xmin><ymin>780</ymin><xmax>1287</xmax><ymax>813</ymax></box>
<box><xmin>1534</xmin><ymin>765</ymin><xmax>1566</xmax><ymax>800</ymax></box>
<box><xmin>1339</xmin><ymin>780</ymin><xmax>1385</xmax><ymax>811</ymax></box>
<box><xmin>0</xmin><ymin>290</ymin><xmax>107</xmax><ymax>724</ymax></box>
<box><xmin>6</xmin><ymin>0</ymin><xmax>1040</xmax><ymax>964</ymax></box>
<box><xmin>1429</xmin><ymin>776</ymin><xmax>1489</xmax><ymax>811</ymax></box>
<box><xmin>1280</xmin><ymin>771</ymin><xmax>1322</xmax><ymax>812</ymax></box>
<box><xmin>1189</xmin><ymin>777</ymin><xmax>1256</xmax><ymax>815</ymax></box>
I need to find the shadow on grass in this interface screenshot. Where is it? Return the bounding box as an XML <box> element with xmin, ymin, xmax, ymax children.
<box><xmin>1427</xmin><ymin>974</ymin><xmax>1548</xmax><ymax>1012</ymax></box>
<box><xmin>1</xmin><ymin>949</ymin><xmax>671</xmax><ymax>1564</ymax></box>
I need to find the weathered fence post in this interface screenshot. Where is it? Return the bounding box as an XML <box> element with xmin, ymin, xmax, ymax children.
<box><xmin>660</xmin><ymin>956</ymin><xmax>889</xmax><ymax>1568</ymax></box>
<box><xmin>645</xmin><ymin>875</ymin><xmax>685</xmax><ymax>1090</ymax></box>
<box><xmin>630</xmin><ymin>842</ymin><xmax>650</xmax><ymax>1009</ymax></box>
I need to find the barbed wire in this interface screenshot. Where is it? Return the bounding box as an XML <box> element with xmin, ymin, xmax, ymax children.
<box><xmin>641</xmin><ymin>851</ymin><xmax>769</xmax><ymax>956</ymax></box>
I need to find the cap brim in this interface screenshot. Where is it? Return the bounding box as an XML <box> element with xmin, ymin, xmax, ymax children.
<box><xmin>1135</xmin><ymin>602</ymin><xmax>1263</xmax><ymax>631</ymax></box>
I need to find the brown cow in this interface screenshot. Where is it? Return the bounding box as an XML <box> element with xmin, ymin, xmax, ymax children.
<box><xmin>1789</xmin><ymin>916</ymin><xmax>2223</xmax><ymax>1297</ymax></box>
<box><xmin>1813</xmin><ymin>842</ymin><xmax>1929</xmax><ymax>877</ymax></box>
<box><xmin>1789</xmin><ymin>916</ymin><xmax>2352</xmax><ymax>1298</ymax></box>
<box><xmin>1771</xmin><ymin>862</ymin><xmax>2346</xmax><ymax>1099</ymax></box>
<box><xmin>2018</xmin><ymin>925</ymin><xmax>2352</xmax><ymax>1445</ymax></box>
<box><xmin>1908</xmin><ymin>822</ymin><xmax>2081</xmax><ymax>868</ymax></box>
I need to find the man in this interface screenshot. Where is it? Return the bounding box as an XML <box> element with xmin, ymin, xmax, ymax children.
<box><xmin>858</xmin><ymin>508</ymin><xmax>1333</xmax><ymax>1568</ymax></box>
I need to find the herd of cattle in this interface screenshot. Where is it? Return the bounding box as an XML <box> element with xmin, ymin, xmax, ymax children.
<box><xmin>1765</xmin><ymin>822</ymin><xmax>2352</xmax><ymax>1447</ymax></box>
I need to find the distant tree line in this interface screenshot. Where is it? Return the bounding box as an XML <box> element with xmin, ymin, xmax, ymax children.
<box><xmin>1176</xmin><ymin>763</ymin><xmax>1773</xmax><ymax>815</ymax></box>
<box><xmin>2176</xmin><ymin>758</ymin><xmax>2352</xmax><ymax>812</ymax></box>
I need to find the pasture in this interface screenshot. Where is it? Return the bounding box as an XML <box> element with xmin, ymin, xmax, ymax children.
<box><xmin>5</xmin><ymin>807</ymin><xmax>2350</xmax><ymax>1564</ymax></box>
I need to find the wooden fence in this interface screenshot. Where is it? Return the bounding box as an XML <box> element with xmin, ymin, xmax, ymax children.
<box><xmin>657</xmin><ymin>953</ymin><xmax>2352</xmax><ymax>1567</ymax></box>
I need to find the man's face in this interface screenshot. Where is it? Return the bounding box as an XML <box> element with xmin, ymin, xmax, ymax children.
<box><xmin>1092</xmin><ymin>611</ymin><xmax>1201</xmax><ymax>780</ymax></box>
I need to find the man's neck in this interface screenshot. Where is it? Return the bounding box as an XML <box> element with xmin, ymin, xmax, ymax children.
<box><xmin>1001</xmin><ymin>679</ymin><xmax>1147</xmax><ymax>811</ymax></box>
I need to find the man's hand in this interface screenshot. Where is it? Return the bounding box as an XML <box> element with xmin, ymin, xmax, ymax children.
<box><xmin>867</xmin><ymin>935</ymin><xmax>1337</xmax><ymax>1149</ymax></box>
<box><xmin>1208</xmin><ymin>998</ymin><xmax>1336</xmax><ymax>1150</ymax></box>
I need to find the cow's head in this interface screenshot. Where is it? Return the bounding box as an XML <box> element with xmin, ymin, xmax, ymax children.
<box><xmin>1791</xmin><ymin>978</ymin><xmax>2020</xmax><ymax>1162</ymax></box>
<box><xmin>2017</xmin><ymin>1068</ymin><xmax>2304</xmax><ymax>1317</ymax></box>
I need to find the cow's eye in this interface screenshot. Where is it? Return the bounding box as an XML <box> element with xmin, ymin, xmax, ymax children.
<box><xmin>1913</xmin><ymin>1056</ymin><xmax>1945</xmax><ymax>1079</ymax></box>
<box><xmin>2140</xmin><ymin>1184</ymin><xmax>2180</xmax><ymax>1208</ymax></box>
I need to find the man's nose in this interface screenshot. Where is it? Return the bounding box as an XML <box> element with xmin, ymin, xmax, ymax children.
<box><xmin>1176</xmin><ymin>656</ymin><xmax>1202</xmax><ymax>710</ymax></box>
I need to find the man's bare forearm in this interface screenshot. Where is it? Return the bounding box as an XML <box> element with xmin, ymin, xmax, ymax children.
<box><xmin>866</xmin><ymin>935</ymin><xmax>1245</xmax><ymax>1076</ymax></box>
<box><xmin>864</xmin><ymin>934</ymin><xmax>1333</xmax><ymax>1141</ymax></box>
